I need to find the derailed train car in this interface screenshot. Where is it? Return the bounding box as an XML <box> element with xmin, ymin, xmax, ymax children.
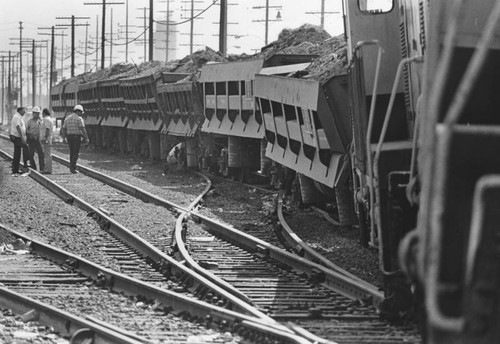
<box><xmin>78</xmin><ymin>81</ymin><xmax>101</xmax><ymax>145</ymax></box>
<box><xmin>156</xmin><ymin>72</ymin><xmax>202</xmax><ymax>167</ymax></box>
<box><xmin>120</xmin><ymin>75</ymin><xmax>162</xmax><ymax>159</ymax></box>
<box><xmin>98</xmin><ymin>78</ymin><xmax>128</xmax><ymax>152</ymax></box>
<box><xmin>198</xmin><ymin>55</ymin><xmax>318</xmax><ymax>180</ymax></box>
<box><xmin>254</xmin><ymin>71</ymin><xmax>353</xmax><ymax>224</ymax></box>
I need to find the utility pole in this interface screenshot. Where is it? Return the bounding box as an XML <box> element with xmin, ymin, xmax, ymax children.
<box><xmin>84</xmin><ymin>22</ymin><xmax>89</xmax><ymax>72</ymax></box>
<box><xmin>126</xmin><ymin>0</ymin><xmax>129</xmax><ymax>62</ymax></box>
<box><xmin>305</xmin><ymin>0</ymin><xmax>337</xmax><ymax>28</ymax></box>
<box><xmin>56</xmin><ymin>15</ymin><xmax>90</xmax><ymax>77</ymax></box>
<box><xmin>110</xmin><ymin>8</ymin><xmax>114</xmax><ymax>66</ymax></box>
<box><xmin>158</xmin><ymin>0</ymin><xmax>177</xmax><ymax>62</ymax></box>
<box><xmin>143</xmin><ymin>7</ymin><xmax>147</xmax><ymax>60</ymax></box>
<box><xmin>95</xmin><ymin>15</ymin><xmax>99</xmax><ymax>70</ymax></box>
<box><xmin>8</xmin><ymin>52</ymin><xmax>12</xmax><ymax>108</ymax></box>
<box><xmin>38</xmin><ymin>26</ymin><xmax>67</xmax><ymax>88</ymax></box>
<box><xmin>10</xmin><ymin>36</ymin><xmax>35</xmax><ymax>107</ymax></box>
<box><xmin>32</xmin><ymin>40</ymin><xmax>35</xmax><ymax>105</ymax></box>
<box><xmin>149</xmin><ymin>0</ymin><xmax>154</xmax><ymax>61</ymax></box>
<box><xmin>190</xmin><ymin>0</ymin><xmax>194</xmax><ymax>54</ymax></box>
<box><xmin>19</xmin><ymin>21</ymin><xmax>23</xmax><ymax>106</ymax></box>
<box><xmin>219</xmin><ymin>0</ymin><xmax>227</xmax><ymax>55</ymax></box>
<box><xmin>61</xmin><ymin>32</ymin><xmax>65</xmax><ymax>80</ymax></box>
<box><xmin>253</xmin><ymin>0</ymin><xmax>282</xmax><ymax>45</ymax></box>
<box><xmin>180</xmin><ymin>0</ymin><xmax>203</xmax><ymax>54</ymax></box>
<box><xmin>1</xmin><ymin>56</ymin><xmax>4</xmax><ymax>124</ymax></box>
<box><xmin>165</xmin><ymin>0</ymin><xmax>171</xmax><ymax>61</ymax></box>
<box><xmin>85</xmin><ymin>0</ymin><xmax>124</xmax><ymax>70</ymax></box>
<box><xmin>136</xmin><ymin>7</ymin><xmax>148</xmax><ymax>61</ymax></box>
<box><xmin>0</xmin><ymin>51</ymin><xmax>16</xmax><ymax>120</ymax></box>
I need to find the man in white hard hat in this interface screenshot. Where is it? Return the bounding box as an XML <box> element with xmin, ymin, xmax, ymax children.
<box><xmin>25</xmin><ymin>106</ymin><xmax>45</xmax><ymax>171</ymax></box>
<box><xmin>61</xmin><ymin>104</ymin><xmax>89</xmax><ymax>174</ymax></box>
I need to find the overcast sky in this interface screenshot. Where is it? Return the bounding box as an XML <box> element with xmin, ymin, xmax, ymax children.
<box><xmin>0</xmin><ymin>0</ymin><xmax>345</xmax><ymax>79</ymax></box>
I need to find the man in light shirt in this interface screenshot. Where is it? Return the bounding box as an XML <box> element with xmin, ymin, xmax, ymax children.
<box><xmin>40</xmin><ymin>108</ymin><xmax>54</xmax><ymax>174</ymax></box>
<box><xmin>9</xmin><ymin>107</ymin><xmax>28</xmax><ymax>174</ymax></box>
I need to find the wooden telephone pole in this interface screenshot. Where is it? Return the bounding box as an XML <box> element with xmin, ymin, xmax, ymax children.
<box><xmin>56</xmin><ymin>15</ymin><xmax>90</xmax><ymax>77</ymax></box>
<box><xmin>84</xmin><ymin>0</ymin><xmax>124</xmax><ymax>69</ymax></box>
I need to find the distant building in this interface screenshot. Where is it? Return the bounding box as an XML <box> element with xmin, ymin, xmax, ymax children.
<box><xmin>154</xmin><ymin>15</ymin><xmax>178</xmax><ymax>62</ymax></box>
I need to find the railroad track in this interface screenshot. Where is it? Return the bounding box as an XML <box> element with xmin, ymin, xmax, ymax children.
<box><xmin>0</xmin><ymin>137</ymin><xmax>420</xmax><ymax>342</ymax></box>
<box><xmin>0</xmin><ymin>224</ymin><xmax>313</xmax><ymax>344</ymax></box>
<box><xmin>0</xmin><ymin>144</ymin><xmax>275</xmax><ymax>320</ymax></box>
<box><xmin>0</xmin><ymin>143</ymin><xmax>321</xmax><ymax>343</ymax></box>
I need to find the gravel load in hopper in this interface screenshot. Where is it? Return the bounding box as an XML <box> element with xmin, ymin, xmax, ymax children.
<box><xmin>261</xmin><ymin>24</ymin><xmax>348</xmax><ymax>84</ymax></box>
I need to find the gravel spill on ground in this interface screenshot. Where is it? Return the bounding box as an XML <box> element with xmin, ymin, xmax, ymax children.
<box><xmin>51</xmin><ymin>144</ymin><xmax>206</xmax><ymax>208</ymax></box>
<box><xmin>282</xmin><ymin>200</ymin><xmax>383</xmax><ymax>288</ymax></box>
<box><xmin>0</xmin><ymin>309</ymin><xmax>68</xmax><ymax>344</ymax></box>
<box><xmin>0</xmin><ymin>160</ymin><xmax>122</xmax><ymax>271</ymax></box>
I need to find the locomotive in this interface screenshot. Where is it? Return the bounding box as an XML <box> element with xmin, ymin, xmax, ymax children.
<box><xmin>50</xmin><ymin>0</ymin><xmax>500</xmax><ymax>342</ymax></box>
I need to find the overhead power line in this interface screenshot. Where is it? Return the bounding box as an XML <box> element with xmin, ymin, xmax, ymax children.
<box><xmin>153</xmin><ymin>0</ymin><xmax>218</xmax><ymax>26</ymax></box>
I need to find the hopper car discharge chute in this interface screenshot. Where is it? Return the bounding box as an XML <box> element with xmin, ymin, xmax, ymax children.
<box><xmin>156</xmin><ymin>73</ymin><xmax>202</xmax><ymax>138</ymax></box>
<box><xmin>119</xmin><ymin>75</ymin><xmax>162</xmax><ymax>160</ymax></box>
<box><xmin>50</xmin><ymin>83</ymin><xmax>67</xmax><ymax>121</ymax></box>
<box><xmin>200</xmin><ymin>59</ymin><xmax>265</xmax><ymax>139</ymax></box>
<box><xmin>254</xmin><ymin>73</ymin><xmax>353</xmax><ymax>225</ymax></box>
<box><xmin>96</xmin><ymin>79</ymin><xmax>128</xmax><ymax>153</ymax></box>
<box><xmin>156</xmin><ymin>72</ymin><xmax>204</xmax><ymax>168</ymax></box>
<box><xmin>199</xmin><ymin>56</ymin><xmax>318</xmax><ymax>180</ymax></box>
<box><xmin>78</xmin><ymin>81</ymin><xmax>102</xmax><ymax>146</ymax></box>
<box><xmin>63</xmin><ymin>82</ymin><xmax>80</xmax><ymax>117</ymax></box>
<box><xmin>199</xmin><ymin>59</ymin><xmax>267</xmax><ymax>179</ymax></box>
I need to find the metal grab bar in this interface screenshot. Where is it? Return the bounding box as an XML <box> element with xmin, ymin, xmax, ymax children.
<box><xmin>372</xmin><ymin>56</ymin><xmax>423</xmax><ymax>276</ymax></box>
<box><xmin>356</xmin><ymin>40</ymin><xmax>384</xmax><ymax>247</ymax></box>
<box><xmin>425</xmin><ymin>1</ymin><xmax>500</xmax><ymax>334</ymax></box>
<box><xmin>444</xmin><ymin>0</ymin><xmax>500</xmax><ymax>125</ymax></box>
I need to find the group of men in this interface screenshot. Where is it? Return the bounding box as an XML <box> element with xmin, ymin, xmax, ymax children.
<box><xmin>9</xmin><ymin>104</ymin><xmax>89</xmax><ymax>175</ymax></box>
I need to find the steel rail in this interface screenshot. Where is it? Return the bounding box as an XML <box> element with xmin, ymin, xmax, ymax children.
<box><xmin>189</xmin><ymin>210</ymin><xmax>384</xmax><ymax>304</ymax></box>
<box><xmin>0</xmin><ymin>287</ymin><xmax>144</xmax><ymax>344</ymax></box>
<box><xmin>0</xmin><ymin>223</ymin><xmax>313</xmax><ymax>344</ymax></box>
<box><xmin>0</xmin><ymin>147</ymin><xmax>277</xmax><ymax>324</ymax></box>
<box><xmin>276</xmin><ymin>192</ymin><xmax>377</xmax><ymax>289</ymax></box>
<box><xmin>44</xmin><ymin>146</ymin><xmax>383</xmax><ymax>304</ymax></box>
<box><xmin>0</xmin><ymin>135</ymin><xmax>382</xmax><ymax>303</ymax></box>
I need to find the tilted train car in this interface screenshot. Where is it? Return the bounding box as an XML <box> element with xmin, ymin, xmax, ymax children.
<box><xmin>120</xmin><ymin>74</ymin><xmax>162</xmax><ymax>159</ymax></box>
<box><xmin>199</xmin><ymin>59</ymin><xmax>267</xmax><ymax>179</ymax></box>
<box><xmin>97</xmin><ymin>78</ymin><xmax>128</xmax><ymax>152</ymax></box>
<box><xmin>49</xmin><ymin>83</ymin><xmax>66</xmax><ymax>122</ymax></box>
<box><xmin>199</xmin><ymin>55</ymin><xmax>317</xmax><ymax>180</ymax></box>
<box><xmin>254</xmin><ymin>66</ymin><xmax>353</xmax><ymax>225</ymax></box>
<box><xmin>62</xmin><ymin>82</ymin><xmax>79</xmax><ymax>118</ymax></box>
<box><xmin>77</xmin><ymin>81</ymin><xmax>101</xmax><ymax>145</ymax></box>
<box><xmin>156</xmin><ymin>72</ymin><xmax>202</xmax><ymax>167</ymax></box>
